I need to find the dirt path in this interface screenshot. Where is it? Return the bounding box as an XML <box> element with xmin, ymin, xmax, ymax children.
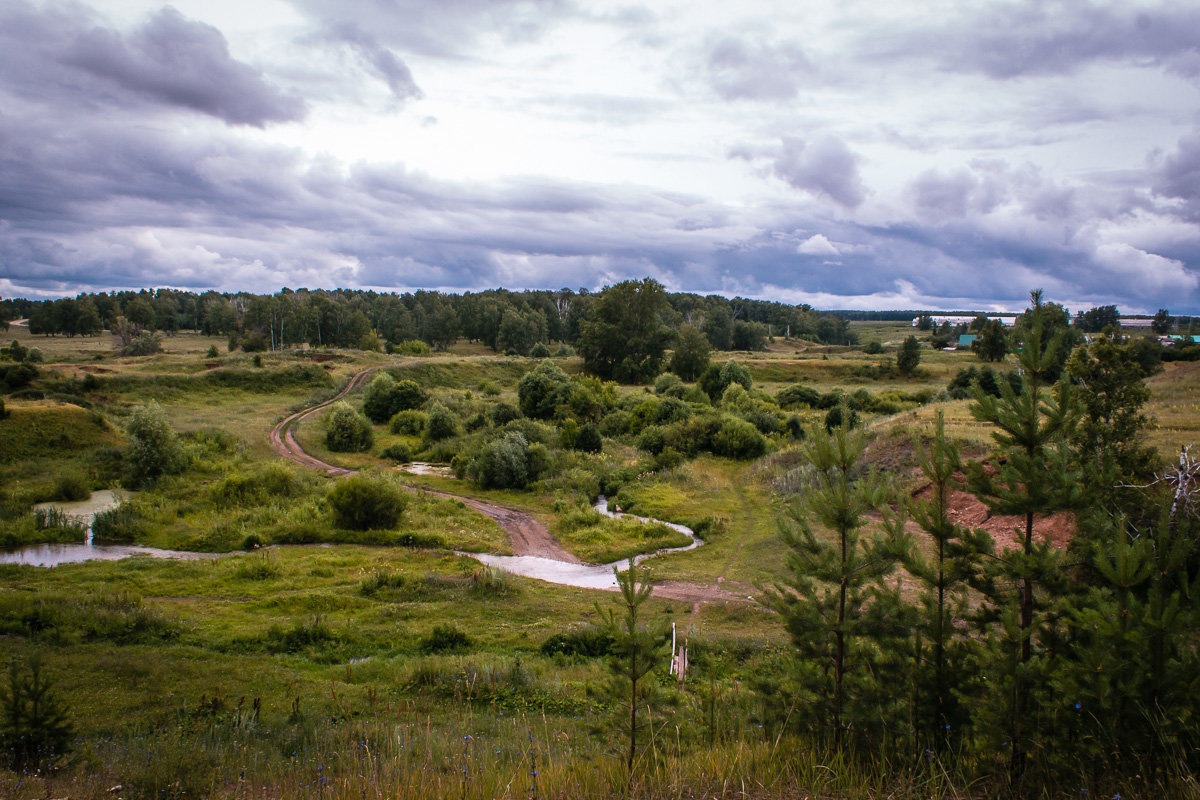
<box><xmin>270</xmin><ymin>369</ymin><xmax>751</xmax><ymax>602</ymax></box>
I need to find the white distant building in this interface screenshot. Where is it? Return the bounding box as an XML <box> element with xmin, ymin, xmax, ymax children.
<box><xmin>912</xmin><ymin>315</ymin><xmax>1017</xmax><ymax>327</ymax></box>
<box><xmin>1117</xmin><ymin>318</ymin><xmax>1155</xmax><ymax>328</ymax></box>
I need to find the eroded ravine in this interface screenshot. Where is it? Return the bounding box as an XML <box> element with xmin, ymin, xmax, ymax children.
<box><xmin>271</xmin><ymin>370</ymin><xmax>750</xmax><ymax>604</ymax></box>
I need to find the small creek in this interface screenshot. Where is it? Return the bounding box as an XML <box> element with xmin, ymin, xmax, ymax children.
<box><xmin>2</xmin><ymin>491</ymin><xmax>221</xmax><ymax>568</ymax></box>
<box><xmin>4</xmin><ymin>492</ymin><xmax>698</xmax><ymax>583</ymax></box>
<box><xmin>465</xmin><ymin>496</ymin><xmax>700</xmax><ymax>590</ymax></box>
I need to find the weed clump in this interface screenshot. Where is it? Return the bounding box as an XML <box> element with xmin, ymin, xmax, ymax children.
<box><xmin>419</xmin><ymin>623</ymin><xmax>471</xmax><ymax>654</ymax></box>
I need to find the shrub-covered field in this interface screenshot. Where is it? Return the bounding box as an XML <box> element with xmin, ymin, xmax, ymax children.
<box><xmin>2</xmin><ymin>300</ymin><xmax>1199</xmax><ymax>799</ymax></box>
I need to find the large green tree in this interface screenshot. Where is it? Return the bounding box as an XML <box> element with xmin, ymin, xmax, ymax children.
<box><xmin>971</xmin><ymin>318</ymin><xmax>1009</xmax><ymax>362</ymax></box>
<box><xmin>669</xmin><ymin>323</ymin><xmax>710</xmax><ymax>381</ymax></box>
<box><xmin>578</xmin><ymin>279</ymin><xmax>672</xmax><ymax>383</ymax></box>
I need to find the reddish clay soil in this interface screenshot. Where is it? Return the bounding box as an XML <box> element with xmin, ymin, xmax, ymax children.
<box><xmin>910</xmin><ymin>477</ymin><xmax>1077</xmax><ymax>550</ymax></box>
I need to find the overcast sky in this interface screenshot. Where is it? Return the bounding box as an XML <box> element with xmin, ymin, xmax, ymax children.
<box><xmin>2</xmin><ymin>0</ymin><xmax>1200</xmax><ymax>313</ymax></box>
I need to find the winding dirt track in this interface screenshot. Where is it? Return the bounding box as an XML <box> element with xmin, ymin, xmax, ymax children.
<box><xmin>269</xmin><ymin>370</ymin><xmax>749</xmax><ymax>604</ymax></box>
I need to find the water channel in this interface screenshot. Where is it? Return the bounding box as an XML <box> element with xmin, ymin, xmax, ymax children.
<box><xmin>3</xmin><ymin>492</ymin><xmax>698</xmax><ymax>589</ymax></box>
<box><xmin>465</xmin><ymin>496</ymin><xmax>700</xmax><ymax>589</ymax></box>
<box><xmin>1</xmin><ymin>491</ymin><xmax>221</xmax><ymax>567</ymax></box>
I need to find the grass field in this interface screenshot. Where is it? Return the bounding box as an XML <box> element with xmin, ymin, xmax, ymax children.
<box><xmin>1</xmin><ymin>320</ymin><xmax>1197</xmax><ymax>798</ymax></box>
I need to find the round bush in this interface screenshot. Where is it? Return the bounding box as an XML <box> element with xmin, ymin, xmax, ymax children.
<box><xmin>777</xmin><ymin>383</ymin><xmax>821</xmax><ymax>409</ymax></box>
<box><xmin>389</xmin><ymin>409</ymin><xmax>428</xmax><ymax>435</ymax></box>
<box><xmin>517</xmin><ymin>360</ymin><xmax>570</xmax><ymax>419</ymax></box>
<box><xmin>712</xmin><ymin>416</ymin><xmax>767</xmax><ymax>460</ymax></box>
<box><xmin>325</xmin><ymin>401</ymin><xmax>374</xmax><ymax>452</ymax></box>
<box><xmin>654</xmin><ymin>372</ymin><xmax>683</xmax><ymax>396</ymax></box>
<box><xmin>490</xmin><ymin>402</ymin><xmax>521</xmax><ymax>426</ymax></box>
<box><xmin>574</xmin><ymin>423</ymin><xmax>603</xmax><ymax>453</ymax></box>
<box><xmin>380</xmin><ymin>442</ymin><xmax>413</xmax><ymax>462</ymax></box>
<box><xmin>471</xmin><ymin>432</ymin><xmax>531</xmax><ymax>489</ymax></box>
<box><xmin>363</xmin><ymin>374</ymin><xmax>429</xmax><ymax>423</ymax></box>
<box><xmin>424</xmin><ymin>402</ymin><xmax>459</xmax><ymax>442</ymax></box>
<box><xmin>326</xmin><ymin>473</ymin><xmax>408</xmax><ymax>530</ymax></box>
<box><xmin>124</xmin><ymin>402</ymin><xmax>186</xmax><ymax>488</ymax></box>
<box><xmin>529</xmin><ymin>342</ymin><xmax>552</xmax><ymax>358</ymax></box>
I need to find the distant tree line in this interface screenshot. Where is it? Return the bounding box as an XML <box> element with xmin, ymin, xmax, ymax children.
<box><xmin>5</xmin><ymin>281</ymin><xmax>857</xmax><ymax>371</ymax></box>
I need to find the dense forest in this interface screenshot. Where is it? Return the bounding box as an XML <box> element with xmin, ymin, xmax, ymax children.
<box><xmin>0</xmin><ymin>281</ymin><xmax>852</xmax><ymax>355</ymax></box>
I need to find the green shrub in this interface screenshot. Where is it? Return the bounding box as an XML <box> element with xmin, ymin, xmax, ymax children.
<box><xmin>121</xmin><ymin>332</ymin><xmax>163</xmax><ymax>356</ymax></box>
<box><xmin>824</xmin><ymin>405</ymin><xmax>860</xmax><ymax>430</ymax></box>
<box><xmin>423</xmin><ymin>402</ymin><xmax>459</xmax><ymax>442</ymax></box>
<box><xmin>712</xmin><ymin>416</ymin><xmax>767</xmax><ymax>459</ymax></box>
<box><xmin>743</xmin><ymin>402</ymin><xmax>782</xmax><ymax>434</ymax></box>
<box><xmin>326</xmin><ymin>473</ymin><xmax>408</xmax><ymax>530</ymax></box>
<box><xmin>419</xmin><ymin>623</ymin><xmax>471</xmax><ymax>654</ymax></box>
<box><xmin>389</xmin><ymin>409</ymin><xmax>428</xmax><ymax>435</ymax></box>
<box><xmin>777</xmin><ymin>383</ymin><xmax>821</xmax><ymax>409</ymax></box>
<box><xmin>324</xmin><ymin>401</ymin><xmax>373</xmax><ymax>452</ymax></box>
<box><xmin>529</xmin><ymin>342</ymin><xmax>552</xmax><ymax>358</ymax></box>
<box><xmin>599</xmin><ymin>410</ymin><xmax>631</xmax><ymax>437</ymax></box>
<box><xmin>517</xmin><ymin>359</ymin><xmax>570</xmax><ymax>419</ymax></box>
<box><xmin>124</xmin><ymin>402</ymin><xmax>186</xmax><ymax>488</ymax></box>
<box><xmin>0</xmin><ymin>362</ymin><xmax>38</xmax><ymax>390</ymax></box>
<box><xmin>863</xmin><ymin>340</ymin><xmax>884</xmax><ymax>354</ymax></box>
<box><xmin>380</xmin><ymin>442</ymin><xmax>413</xmax><ymax>462</ymax></box>
<box><xmin>653</xmin><ymin>396</ymin><xmax>692</xmax><ymax>425</ymax></box>
<box><xmin>490</xmin><ymin>402</ymin><xmax>520</xmax><ymax>426</ymax></box>
<box><xmin>466</xmin><ymin>411</ymin><xmax>489</xmax><ymax>431</ymax></box>
<box><xmin>540</xmin><ymin>627</ymin><xmax>613</xmax><ymax>658</ymax></box>
<box><xmin>363</xmin><ymin>374</ymin><xmax>429</xmax><ymax>423</ymax></box>
<box><xmin>0</xmin><ymin>398</ymin><xmax>6</xmax><ymax>420</ymax></box>
<box><xmin>654</xmin><ymin>372</ymin><xmax>683</xmax><ymax>396</ymax></box>
<box><xmin>52</xmin><ymin>470</ymin><xmax>90</xmax><ymax>501</ymax></box>
<box><xmin>389</xmin><ymin>339</ymin><xmax>431</xmax><ymax>356</ymax></box>
<box><xmin>211</xmin><ymin>463</ymin><xmax>303</xmax><ymax>506</ymax></box>
<box><xmin>205</xmin><ymin>344</ymin><xmax>219</xmax><ymax>358</ymax></box>
<box><xmin>575</xmin><ymin>423</ymin><xmax>603</xmax><ymax>453</ymax></box>
<box><xmin>470</xmin><ymin>432</ymin><xmax>531</xmax><ymax>489</ymax></box>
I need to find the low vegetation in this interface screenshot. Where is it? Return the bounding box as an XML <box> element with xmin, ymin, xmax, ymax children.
<box><xmin>0</xmin><ymin>286</ymin><xmax>1198</xmax><ymax>798</ymax></box>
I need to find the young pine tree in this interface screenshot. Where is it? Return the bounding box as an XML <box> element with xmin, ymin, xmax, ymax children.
<box><xmin>765</xmin><ymin>410</ymin><xmax>908</xmax><ymax>753</ymax></box>
<box><xmin>966</xmin><ymin>289</ymin><xmax>1081</xmax><ymax>786</ymax></box>
<box><xmin>904</xmin><ymin>411</ymin><xmax>989</xmax><ymax>756</ymax></box>
<box><xmin>597</xmin><ymin>558</ymin><xmax>669</xmax><ymax>773</ymax></box>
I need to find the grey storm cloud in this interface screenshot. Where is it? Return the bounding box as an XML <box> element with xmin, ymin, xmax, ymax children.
<box><xmin>735</xmin><ymin>136</ymin><xmax>868</xmax><ymax>209</ymax></box>
<box><xmin>286</xmin><ymin>0</ymin><xmax>574</xmax><ymax>58</ymax></box>
<box><xmin>908</xmin><ymin>162</ymin><xmax>1080</xmax><ymax>222</ymax></box>
<box><xmin>325</xmin><ymin>23</ymin><xmax>423</xmax><ymax>102</ymax></box>
<box><xmin>865</xmin><ymin>1</ymin><xmax>1200</xmax><ymax>80</ymax></box>
<box><xmin>704</xmin><ymin>35</ymin><xmax>814</xmax><ymax>100</ymax></box>
<box><xmin>0</xmin><ymin>2</ymin><xmax>304</xmax><ymax>127</ymax></box>
<box><xmin>1155</xmin><ymin>131</ymin><xmax>1200</xmax><ymax>216</ymax></box>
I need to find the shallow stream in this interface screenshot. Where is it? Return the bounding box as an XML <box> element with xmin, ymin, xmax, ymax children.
<box><xmin>465</xmin><ymin>496</ymin><xmax>700</xmax><ymax>590</ymax></box>
<box><xmin>3</xmin><ymin>491</ymin><xmax>221</xmax><ymax>567</ymax></box>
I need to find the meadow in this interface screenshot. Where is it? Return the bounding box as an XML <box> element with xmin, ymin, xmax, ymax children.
<box><xmin>1</xmin><ymin>316</ymin><xmax>1197</xmax><ymax>799</ymax></box>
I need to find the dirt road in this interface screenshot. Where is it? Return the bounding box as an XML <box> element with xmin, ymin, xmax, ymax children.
<box><xmin>270</xmin><ymin>370</ymin><xmax>751</xmax><ymax>603</ymax></box>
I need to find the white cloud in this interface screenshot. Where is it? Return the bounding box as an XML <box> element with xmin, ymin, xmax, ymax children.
<box><xmin>796</xmin><ymin>234</ymin><xmax>839</xmax><ymax>255</ymax></box>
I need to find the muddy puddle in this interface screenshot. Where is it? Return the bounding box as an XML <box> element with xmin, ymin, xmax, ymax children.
<box><xmin>4</xmin><ymin>491</ymin><xmax>222</xmax><ymax>568</ymax></box>
<box><xmin>464</xmin><ymin>496</ymin><xmax>700</xmax><ymax>590</ymax></box>
<box><xmin>395</xmin><ymin>462</ymin><xmax>455</xmax><ymax>477</ymax></box>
